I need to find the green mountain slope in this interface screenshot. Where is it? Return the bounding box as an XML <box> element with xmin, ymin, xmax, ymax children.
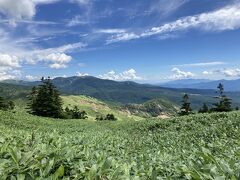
<box><xmin>0</xmin><ymin>110</ymin><xmax>239</xmax><ymax>178</ymax></box>
<box><xmin>0</xmin><ymin>83</ymin><xmax>30</xmax><ymax>99</ymax></box>
<box><xmin>124</xmin><ymin>98</ymin><xmax>179</xmax><ymax>117</ymax></box>
<box><xmin>2</xmin><ymin>76</ymin><xmax>240</xmax><ymax>110</ymax></box>
<box><xmin>62</xmin><ymin>95</ymin><xmax>145</xmax><ymax>121</ymax></box>
<box><xmin>0</xmin><ymin>82</ymin><xmax>178</xmax><ymax>118</ymax></box>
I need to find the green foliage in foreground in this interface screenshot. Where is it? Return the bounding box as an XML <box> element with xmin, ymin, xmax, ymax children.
<box><xmin>96</xmin><ymin>114</ymin><xmax>117</xmax><ymax>121</ymax></box>
<box><xmin>179</xmin><ymin>94</ymin><xmax>193</xmax><ymax>116</ymax></box>
<box><xmin>0</xmin><ymin>96</ymin><xmax>15</xmax><ymax>111</ymax></box>
<box><xmin>211</xmin><ymin>83</ymin><xmax>232</xmax><ymax>113</ymax></box>
<box><xmin>64</xmin><ymin>106</ymin><xmax>88</xmax><ymax>119</ymax></box>
<box><xmin>0</xmin><ymin>111</ymin><xmax>239</xmax><ymax>179</ymax></box>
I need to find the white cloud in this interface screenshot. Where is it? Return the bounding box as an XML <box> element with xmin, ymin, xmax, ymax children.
<box><xmin>107</xmin><ymin>33</ymin><xmax>140</xmax><ymax>44</ymax></box>
<box><xmin>0</xmin><ymin>27</ymin><xmax>86</xmax><ymax>70</ymax></box>
<box><xmin>76</xmin><ymin>72</ymin><xmax>89</xmax><ymax>77</ymax></box>
<box><xmin>0</xmin><ymin>71</ymin><xmax>16</xmax><ymax>81</ymax></box>
<box><xmin>25</xmin><ymin>75</ymin><xmax>39</xmax><ymax>81</ymax></box>
<box><xmin>33</xmin><ymin>0</ymin><xmax>60</xmax><ymax>3</ymax></box>
<box><xmin>49</xmin><ymin>63</ymin><xmax>68</xmax><ymax>69</ymax></box>
<box><xmin>67</xmin><ymin>15</ymin><xmax>88</xmax><ymax>27</ymax></box>
<box><xmin>175</xmin><ymin>61</ymin><xmax>226</xmax><ymax>67</ymax></box>
<box><xmin>170</xmin><ymin>68</ymin><xmax>194</xmax><ymax>80</ymax></box>
<box><xmin>96</xmin><ymin>29</ymin><xmax>126</xmax><ymax>34</ymax></box>
<box><xmin>220</xmin><ymin>68</ymin><xmax>240</xmax><ymax>77</ymax></box>
<box><xmin>108</xmin><ymin>2</ymin><xmax>240</xmax><ymax>43</ymax></box>
<box><xmin>70</xmin><ymin>0</ymin><xmax>90</xmax><ymax>5</ymax></box>
<box><xmin>27</xmin><ymin>42</ymin><xmax>86</xmax><ymax>68</ymax></box>
<box><xmin>0</xmin><ymin>54</ymin><xmax>20</xmax><ymax>68</ymax></box>
<box><xmin>0</xmin><ymin>0</ymin><xmax>60</xmax><ymax>26</ymax></box>
<box><xmin>98</xmin><ymin>69</ymin><xmax>143</xmax><ymax>81</ymax></box>
<box><xmin>201</xmin><ymin>68</ymin><xmax>240</xmax><ymax>77</ymax></box>
<box><xmin>0</xmin><ymin>0</ymin><xmax>35</xmax><ymax>22</ymax></box>
<box><xmin>0</xmin><ymin>66</ymin><xmax>22</xmax><ymax>81</ymax></box>
<box><xmin>44</xmin><ymin>53</ymin><xmax>72</xmax><ymax>69</ymax></box>
<box><xmin>202</xmin><ymin>71</ymin><xmax>213</xmax><ymax>75</ymax></box>
<box><xmin>18</xmin><ymin>42</ymin><xmax>85</xmax><ymax>68</ymax></box>
<box><xmin>0</xmin><ymin>53</ymin><xmax>22</xmax><ymax>81</ymax></box>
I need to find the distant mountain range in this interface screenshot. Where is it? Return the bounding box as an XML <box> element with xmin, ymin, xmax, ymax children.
<box><xmin>160</xmin><ymin>78</ymin><xmax>240</xmax><ymax>92</ymax></box>
<box><xmin>1</xmin><ymin>76</ymin><xmax>240</xmax><ymax>109</ymax></box>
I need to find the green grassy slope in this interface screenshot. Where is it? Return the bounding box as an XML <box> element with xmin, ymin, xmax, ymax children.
<box><xmin>62</xmin><ymin>95</ymin><xmax>145</xmax><ymax>121</ymax></box>
<box><xmin>0</xmin><ymin>110</ymin><xmax>239</xmax><ymax>179</ymax></box>
<box><xmin>124</xmin><ymin>98</ymin><xmax>179</xmax><ymax>117</ymax></box>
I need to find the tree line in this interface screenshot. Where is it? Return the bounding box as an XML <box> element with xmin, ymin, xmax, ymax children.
<box><xmin>27</xmin><ymin>77</ymin><xmax>117</xmax><ymax>120</ymax></box>
<box><xmin>179</xmin><ymin>83</ymin><xmax>234</xmax><ymax>116</ymax></box>
<box><xmin>0</xmin><ymin>97</ymin><xmax>15</xmax><ymax>111</ymax></box>
<box><xmin>0</xmin><ymin>77</ymin><xmax>236</xmax><ymax>119</ymax></box>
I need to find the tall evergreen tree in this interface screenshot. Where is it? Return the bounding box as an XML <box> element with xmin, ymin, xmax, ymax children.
<box><xmin>0</xmin><ymin>96</ymin><xmax>6</xmax><ymax>110</ymax></box>
<box><xmin>179</xmin><ymin>94</ymin><xmax>192</xmax><ymax>116</ymax></box>
<box><xmin>0</xmin><ymin>96</ymin><xmax>15</xmax><ymax>111</ymax></box>
<box><xmin>198</xmin><ymin>103</ymin><xmax>209</xmax><ymax>113</ymax></box>
<box><xmin>28</xmin><ymin>77</ymin><xmax>63</xmax><ymax>118</ymax></box>
<box><xmin>212</xmin><ymin>83</ymin><xmax>232</xmax><ymax>112</ymax></box>
<box><xmin>27</xmin><ymin>86</ymin><xmax>38</xmax><ymax>114</ymax></box>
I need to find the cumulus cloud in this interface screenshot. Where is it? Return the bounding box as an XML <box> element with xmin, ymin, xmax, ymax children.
<box><xmin>17</xmin><ymin>42</ymin><xmax>86</xmax><ymax>68</ymax></box>
<box><xmin>48</xmin><ymin>63</ymin><xmax>66</xmax><ymax>69</ymax></box>
<box><xmin>0</xmin><ymin>0</ymin><xmax>59</xmax><ymax>26</ymax></box>
<box><xmin>0</xmin><ymin>66</ymin><xmax>23</xmax><ymax>81</ymax></box>
<box><xmin>200</xmin><ymin>68</ymin><xmax>240</xmax><ymax>77</ymax></box>
<box><xmin>44</xmin><ymin>53</ymin><xmax>72</xmax><ymax>69</ymax></box>
<box><xmin>76</xmin><ymin>72</ymin><xmax>89</xmax><ymax>77</ymax></box>
<box><xmin>202</xmin><ymin>71</ymin><xmax>213</xmax><ymax>75</ymax></box>
<box><xmin>170</xmin><ymin>68</ymin><xmax>194</xmax><ymax>80</ymax></box>
<box><xmin>98</xmin><ymin>69</ymin><xmax>143</xmax><ymax>81</ymax></box>
<box><xmin>0</xmin><ymin>71</ymin><xmax>16</xmax><ymax>81</ymax></box>
<box><xmin>0</xmin><ymin>54</ymin><xmax>20</xmax><ymax>68</ymax></box>
<box><xmin>0</xmin><ymin>53</ymin><xmax>22</xmax><ymax>81</ymax></box>
<box><xmin>220</xmin><ymin>68</ymin><xmax>240</xmax><ymax>77</ymax></box>
<box><xmin>108</xmin><ymin>2</ymin><xmax>240</xmax><ymax>43</ymax></box>
<box><xmin>25</xmin><ymin>75</ymin><xmax>39</xmax><ymax>81</ymax></box>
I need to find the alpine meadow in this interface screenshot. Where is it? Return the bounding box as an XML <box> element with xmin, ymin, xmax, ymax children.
<box><xmin>0</xmin><ymin>0</ymin><xmax>240</xmax><ymax>179</ymax></box>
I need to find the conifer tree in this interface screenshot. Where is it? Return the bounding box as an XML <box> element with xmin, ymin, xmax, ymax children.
<box><xmin>212</xmin><ymin>83</ymin><xmax>232</xmax><ymax>112</ymax></box>
<box><xmin>198</xmin><ymin>103</ymin><xmax>209</xmax><ymax>113</ymax></box>
<box><xmin>28</xmin><ymin>77</ymin><xmax>63</xmax><ymax>118</ymax></box>
<box><xmin>0</xmin><ymin>97</ymin><xmax>6</xmax><ymax>110</ymax></box>
<box><xmin>27</xmin><ymin>86</ymin><xmax>38</xmax><ymax>114</ymax></box>
<box><xmin>0</xmin><ymin>97</ymin><xmax>5</xmax><ymax>110</ymax></box>
<box><xmin>8</xmin><ymin>101</ymin><xmax>15</xmax><ymax>110</ymax></box>
<box><xmin>179</xmin><ymin>94</ymin><xmax>192</xmax><ymax>116</ymax></box>
<box><xmin>0</xmin><ymin>96</ymin><xmax>15</xmax><ymax>111</ymax></box>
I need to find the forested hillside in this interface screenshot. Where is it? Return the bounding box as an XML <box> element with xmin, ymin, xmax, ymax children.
<box><xmin>2</xmin><ymin>76</ymin><xmax>240</xmax><ymax>109</ymax></box>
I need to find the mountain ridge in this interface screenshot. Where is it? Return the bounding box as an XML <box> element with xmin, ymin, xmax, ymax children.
<box><xmin>1</xmin><ymin>76</ymin><xmax>240</xmax><ymax>109</ymax></box>
<box><xmin>160</xmin><ymin>78</ymin><xmax>240</xmax><ymax>92</ymax></box>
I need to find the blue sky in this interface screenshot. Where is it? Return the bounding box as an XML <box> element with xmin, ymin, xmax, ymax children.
<box><xmin>0</xmin><ymin>0</ymin><xmax>240</xmax><ymax>82</ymax></box>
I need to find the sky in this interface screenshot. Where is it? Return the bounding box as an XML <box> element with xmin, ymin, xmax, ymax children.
<box><xmin>0</xmin><ymin>0</ymin><xmax>240</xmax><ymax>83</ymax></box>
